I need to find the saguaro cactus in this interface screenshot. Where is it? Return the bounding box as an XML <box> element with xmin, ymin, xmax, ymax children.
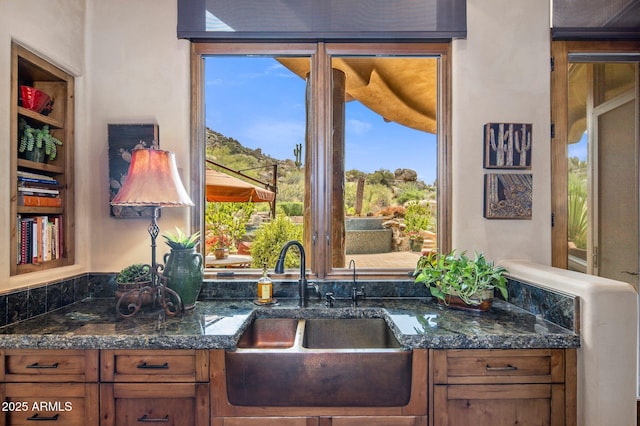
<box><xmin>293</xmin><ymin>143</ymin><xmax>302</xmax><ymax>169</ymax></box>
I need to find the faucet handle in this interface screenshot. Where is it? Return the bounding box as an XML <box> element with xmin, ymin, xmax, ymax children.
<box><xmin>325</xmin><ymin>292</ymin><xmax>336</xmax><ymax>308</ymax></box>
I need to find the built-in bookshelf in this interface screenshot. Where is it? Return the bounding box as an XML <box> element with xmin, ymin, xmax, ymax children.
<box><xmin>10</xmin><ymin>42</ymin><xmax>75</xmax><ymax>275</ymax></box>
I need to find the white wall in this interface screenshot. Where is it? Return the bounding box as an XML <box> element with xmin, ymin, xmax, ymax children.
<box><xmin>0</xmin><ymin>0</ymin><xmax>553</xmax><ymax>286</ymax></box>
<box><xmin>452</xmin><ymin>0</ymin><xmax>552</xmax><ymax>264</ymax></box>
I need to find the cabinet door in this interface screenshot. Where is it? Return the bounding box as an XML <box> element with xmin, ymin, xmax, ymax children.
<box><xmin>433</xmin><ymin>384</ymin><xmax>566</xmax><ymax>426</ymax></box>
<box><xmin>100</xmin><ymin>349</ymin><xmax>209</xmax><ymax>382</ymax></box>
<box><xmin>1</xmin><ymin>349</ymin><xmax>98</xmax><ymax>382</ymax></box>
<box><xmin>1</xmin><ymin>383</ymin><xmax>98</xmax><ymax>426</ymax></box>
<box><xmin>100</xmin><ymin>383</ymin><xmax>209</xmax><ymax>426</ymax></box>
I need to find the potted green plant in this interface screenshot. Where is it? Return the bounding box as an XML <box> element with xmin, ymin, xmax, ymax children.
<box><xmin>18</xmin><ymin>118</ymin><xmax>63</xmax><ymax>163</ymax></box>
<box><xmin>114</xmin><ymin>263</ymin><xmax>153</xmax><ymax>307</ymax></box>
<box><xmin>414</xmin><ymin>250</ymin><xmax>508</xmax><ymax>311</ymax></box>
<box><xmin>162</xmin><ymin>228</ymin><xmax>203</xmax><ymax>310</ymax></box>
<box><xmin>404</xmin><ymin>201</ymin><xmax>432</xmax><ymax>252</ymax></box>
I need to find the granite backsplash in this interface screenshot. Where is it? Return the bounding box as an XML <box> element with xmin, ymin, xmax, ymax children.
<box><xmin>0</xmin><ymin>273</ymin><xmax>578</xmax><ymax>333</ymax></box>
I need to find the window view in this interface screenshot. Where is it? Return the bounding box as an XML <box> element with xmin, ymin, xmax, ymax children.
<box><xmin>566</xmin><ymin>61</ymin><xmax>638</xmax><ymax>289</ymax></box>
<box><xmin>203</xmin><ymin>51</ymin><xmax>440</xmax><ymax>274</ymax></box>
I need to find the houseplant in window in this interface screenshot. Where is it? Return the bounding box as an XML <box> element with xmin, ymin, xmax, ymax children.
<box><xmin>162</xmin><ymin>228</ymin><xmax>203</xmax><ymax>310</ymax></box>
<box><xmin>414</xmin><ymin>250</ymin><xmax>508</xmax><ymax>311</ymax></box>
<box><xmin>18</xmin><ymin>118</ymin><xmax>62</xmax><ymax>163</ymax></box>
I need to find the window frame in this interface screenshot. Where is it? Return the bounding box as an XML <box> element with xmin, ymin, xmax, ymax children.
<box><xmin>190</xmin><ymin>42</ymin><xmax>452</xmax><ymax>280</ymax></box>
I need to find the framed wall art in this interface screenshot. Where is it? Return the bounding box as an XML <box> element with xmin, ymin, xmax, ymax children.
<box><xmin>484</xmin><ymin>173</ymin><xmax>532</xmax><ymax>219</ymax></box>
<box><xmin>484</xmin><ymin>122</ymin><xmax>532</xmax><ymax>169</ymax></box>
<box><xmin>108</xmin><ymin>123</ymin><xmax>159</xmax><ymax>218</ymax></box>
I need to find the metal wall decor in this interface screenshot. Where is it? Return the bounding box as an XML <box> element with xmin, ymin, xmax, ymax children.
<box><xmin>108</xmin><ymin>123</ymin><xmax>159</xmax><ymax>218</ymax></box>
<box><xmin>483</xmin><ymin>173</ymin><xmax>533</xmax><ymax>219</ymax></box>
<box><xmin>484</xmin><ymin>123</ymin><xmax>532</xmax><ymax>169</ymax></box>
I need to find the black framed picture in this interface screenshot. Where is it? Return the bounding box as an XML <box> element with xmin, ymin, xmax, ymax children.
<box><xmin>108</xmin><ymin>123</ymin><xmax>159</xmax><ymax>218</ymax></box>
<box><xmin>484</xmin><ymin>123</ymin><xmax>532</xmax><ymax>169</ymax></box>
<box><xmin>484</xmin><ymin>173</ymin><xmax>532</xmax><ymax>219</ymax></box>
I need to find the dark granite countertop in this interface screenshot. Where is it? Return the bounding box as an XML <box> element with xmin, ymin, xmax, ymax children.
<box><xmin>0</xmin><ymin>297</ymin><xmax>579</xmax><ymax>350</ymax></box>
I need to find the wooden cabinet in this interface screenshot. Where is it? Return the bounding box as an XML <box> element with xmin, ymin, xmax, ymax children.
<box><xmin>99</xmin><ymin>350</ymin><xmax>209</xmax><ymax>426</ymax></box>
<box><xmin>0</xmin><ymin>350</ymin><xmax>98</xmax><ymax>426</ymax></box>
<box><xmin>430</xmin><ymin>349</ymin><xmax>576</xmax><ymax>426</ymax></box>
<box><xmin>10</xmin><ymin>41</ymin><xmax>75</xmax><ymax>276</ymax></box>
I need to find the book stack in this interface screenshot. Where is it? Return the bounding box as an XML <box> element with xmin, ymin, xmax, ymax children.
<box><xmin>16</xmin><ymin>215</ymin><xmax>63</xmax><ymax>265</ymax></box>
<box><xmin>17</xmin><ymin>171</ymin><xmax>62</xmax><ymax>207</ymax></box>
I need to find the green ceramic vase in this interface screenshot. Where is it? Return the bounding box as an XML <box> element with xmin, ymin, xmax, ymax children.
<box><xmin>163</xmin><ymin>248</ymin><xmax>203</xmax><ymax>310</ymax></box>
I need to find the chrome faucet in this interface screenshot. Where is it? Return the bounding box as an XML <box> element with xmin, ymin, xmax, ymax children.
<box><xmin>274</xmin><ymin>240</ymin><xmax>314</xmax><ymax>307</ymax></box>
<box><xmin>349</xmin><ymin>259</ymin><xmax>366</xmax><ymax>306</ymax></box>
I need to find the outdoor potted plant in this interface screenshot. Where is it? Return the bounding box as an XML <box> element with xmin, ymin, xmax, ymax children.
<box><xmin>404</xmin><ymin>201</ymin><xmax>432</xmax><ymax>252</ymax></box>
<box><xmin>18</xmin><ymin>118</ymin><xmax>62</xmax><ymax>163</ymax></box>
<box><xmin>162</xmin><ymin>228</ymin><xmax>203</xmax><ymax>310</ymax></box>
<box><xmin>114</xmin><ymin>263</ymin><xmax>153</xmax><ymax>307</ymax></box>
<box><xmin>414</xmin><ymin>250</ymin><xmax>508</xmax><ymax>311</ymax></box>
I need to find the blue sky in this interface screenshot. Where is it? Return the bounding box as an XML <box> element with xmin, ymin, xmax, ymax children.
<box><xmin>568</xmin><ymin>132</ymin><xmax>588</xmax><ymax>161</ymax></box>
<box><xmin>205</xmin><ymin>57</ymin><xmax>438</xmax><ymax>184</ymax></box>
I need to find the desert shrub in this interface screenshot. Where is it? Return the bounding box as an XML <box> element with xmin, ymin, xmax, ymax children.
<box><xmin>251</xmin><ymin>214</ymin><xmax>303</xmax><ymax>268</ymax></box>
<box><xmin>279</xmin><ymin>201</ymin><xmax>304</xmax><ymax>217</ymax></box>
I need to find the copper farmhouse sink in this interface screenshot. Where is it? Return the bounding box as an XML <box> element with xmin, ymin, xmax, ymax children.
<box><xmin>225</xmin><ymin>317</ymin><xmax>412</xmax><ymax>407</ymax></box>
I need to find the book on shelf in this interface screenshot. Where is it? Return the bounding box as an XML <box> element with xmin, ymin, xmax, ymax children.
<box><xmin>18</xmin><ymin>194</ymin><xmax>62</xmax><ymax>207</ymax></box>
<box><xmin>17</xmin><ymin>176</ymin><xmax>59</xmax><ymax>186</ymax></box>
<box><xmin>17</xmin><ymin>170</ymin><xmax>58</xmax><ymax>181</ymax></box>
<box><xmin>17</xmin><ymin>186</ymin><xmax>60</xmax><ymax>196</ymax></box>
<box><xmin>16</xmin><ymin>215</ymin><xmax>63</xmax><ymax>265</ymax></box>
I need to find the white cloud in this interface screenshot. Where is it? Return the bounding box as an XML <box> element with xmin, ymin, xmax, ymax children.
<box><xmin>347</xmin><ymin>118</ymin><xmax>372</xmax><ymax>135</ymax></box>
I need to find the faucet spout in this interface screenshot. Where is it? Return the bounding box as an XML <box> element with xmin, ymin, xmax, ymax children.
<box><xmin>275</xmin><ymin>240</ymin><xmax>308</xmax><ymax>307</ymax></box>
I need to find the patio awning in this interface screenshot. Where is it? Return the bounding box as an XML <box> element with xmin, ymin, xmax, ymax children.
<box><xmin>206</xmin><ymin>169</ymin><xmax>275</xmax><ymax>203</ymax></box>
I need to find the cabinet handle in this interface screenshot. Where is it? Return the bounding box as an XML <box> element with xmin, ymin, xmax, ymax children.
<box><xmin>26</xmin><ymin>413</ymin><xmax>60</xmax><ymax>421</ymax></box>
<box><xmin>485</xmin><ymin>364</ymin><xmax>518</xmax><ymax>371</ymax></box>
<box><xmin>137</xmin><ymin>361</ymin><xmax>169</xmax><ymax>369</ymax></box>
<box><xmin>137</xmin><ymin>414</ymin><xmax>169</xmax><ymax>422</ymax></box>
<box><xmin>26</xmin><ymin>362</ymin><xmax>59</xmax><ymax>369</ymax></box>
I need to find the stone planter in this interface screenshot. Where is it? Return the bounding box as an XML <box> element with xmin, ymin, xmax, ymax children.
<box><xmin>163</xmin><ymin>248</ymin><xmax>203</xmax><ymax>310</ymax></box>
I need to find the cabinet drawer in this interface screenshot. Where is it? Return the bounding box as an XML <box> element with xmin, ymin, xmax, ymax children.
<box><xmin>432</xmin><ymin>349</ymin><xmax>565</xmax><ymax>384</ymax></box>
<box><xmin>100</xmin><ymin>383</ymin><xmax>209</xmax><ymax>426</ymax></box>
<box><xmin>0</xmin><ymin>350</ymin><xmax>98</xmax><ymax>382</ymax></box>
<box><xmin>100</xmin><ymin>350</ymin><xmax>209</xmax><ymax>382</ymax></box>
<box><xmin>1</xmin><ymin>383</ymin><xmax>98</xmax><ymax>426</ymax></box>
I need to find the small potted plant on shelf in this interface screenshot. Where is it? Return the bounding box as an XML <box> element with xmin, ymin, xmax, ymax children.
<box><xmin>115</xmin><ymin>263</ymin><xmax>153</xmax><ymax>307</ymax></box>
<box><xmin>414</xmin><ymin>250</ymin><xmax>508</xmax><ymax>311</ymax></box>
<box><xmin>18</xmin><ymin>118</ymin><xmax>62</xmax><ymax>163</ymax></box>
<box><xmin>162</xmin><ymin>228</ymin><xmax>203</xmax><ymax>310</ymax></box>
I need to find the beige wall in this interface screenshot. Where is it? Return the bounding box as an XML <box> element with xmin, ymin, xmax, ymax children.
<box><xmin>0</xmin><ymin>0</ymin><xmax>552</xmax><ymax>289</ymax></box>
<box><xmin>452</xmin><ymin>0</ymin><xmax>551</xmax><ymax>264</ymax></box>
<box><xmin>0</xmin><ymin>0</ymin><xmax>88</xmax><ymax>289</ymax></box>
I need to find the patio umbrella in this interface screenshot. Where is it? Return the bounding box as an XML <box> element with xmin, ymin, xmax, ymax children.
<box><xmin>206</xmin><ymin>169</ymin><xmax>275</xmax><ymax>203</ymax></box>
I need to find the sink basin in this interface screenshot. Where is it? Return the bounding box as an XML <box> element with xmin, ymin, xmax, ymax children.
<box><xmin>236</xmin><ymin>318</ymin><xmax>298</xmax><ymax>349</ymax></box>
<box><xmin>226</xmin><ymin>317</ymin><xmax>411</xmax><ymax>407</ymax></box>
<box><xmin>302</xmin><ymin>318</ymin><xmax>401</xmax><ymax>349</ymax></box>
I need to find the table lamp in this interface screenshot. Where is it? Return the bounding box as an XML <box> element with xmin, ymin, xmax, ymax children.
<box><xmin>110</xmin><ymin>147</ymin><xmax>194</xmax><ymax>317</ymax></box>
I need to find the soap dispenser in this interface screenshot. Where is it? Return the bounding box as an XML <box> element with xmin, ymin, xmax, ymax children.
<box><xmin>257</xmin><ymin>263</ymin><xmax>272</xmax><ymax>303</ymax></box>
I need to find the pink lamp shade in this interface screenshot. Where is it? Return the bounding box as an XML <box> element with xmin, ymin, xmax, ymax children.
<box><xmin>111</xmin><ymin>148</ymin><xmax>194</xmax><ymax>207</ymax></box>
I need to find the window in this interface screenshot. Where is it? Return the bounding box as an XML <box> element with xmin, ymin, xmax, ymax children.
<box><xmin>192</xmin><ymin>42</ymin><xmax>451</xmax><ymax>280</ymax></box>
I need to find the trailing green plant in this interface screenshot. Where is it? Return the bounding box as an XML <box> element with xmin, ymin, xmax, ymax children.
<box><xmin>250</xmin><ymin>214</ymin><xmax>303</xmax><ymax>268</ymax></box>
<box><xmin>162</xmin><ymin>227</ymin><xmax>201</xmax><ymax>250</ymax></box>
<box><xmin>414</xmin><ymin>250</ymin><xmax>508</xmax><ymax>306</ymax></box>
<box><xmin>19</xmin><ymin>118</ymin><xmax>63</xmax><ymax>161</ymax></box>
<box><xmin>116</xmin><ymin>263</ymin><xmax>151</xmax><ymax>283</ymax></box>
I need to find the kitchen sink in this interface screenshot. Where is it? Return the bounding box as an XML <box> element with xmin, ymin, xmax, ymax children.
<box><xmin>226</xmin><ymin>317</ymin><xmax>412</xmax><ymax>407</ymax></box>
<box><xmin>236</xmin><ymin>318</ymin><xmax>299</xmax><ymax>349</ymax></box>
<box><xmin>302</xmin><ymin>318</ymin><xmax>401</xmax><ymax>349</ymax></box>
